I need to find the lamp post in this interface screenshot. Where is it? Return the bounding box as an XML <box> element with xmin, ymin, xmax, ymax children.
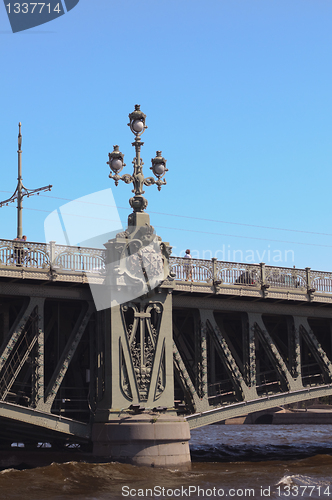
<box><xmin>0</xmin><ymin>123</ymin><xmax>52</xmax><ymax>239</ymax></box>
<box><xmin>107</xmin><ymin>105</ymin><xmax>167</xmax><ymax>221</ymax></box>
<box><xmin>92</xmin><ymin>107</ymin><xmax>190</xmax><ymax>467</ymax></box>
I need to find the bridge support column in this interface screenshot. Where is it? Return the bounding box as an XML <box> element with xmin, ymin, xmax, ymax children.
<box><xmin>92</xmin><ymin>413</ymin><xmax>191</xmax><ymax>467</ymax></box>
<box><xmin>91</xmin><ymin>213</ymin><xmax>191</xmax><ymax>466</ymax></box>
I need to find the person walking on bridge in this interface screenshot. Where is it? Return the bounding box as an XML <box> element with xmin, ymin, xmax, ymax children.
<box><xmin>184</xmin><ymin>249</ymin><xmax>192</xmax><ymax>281</ymax></box>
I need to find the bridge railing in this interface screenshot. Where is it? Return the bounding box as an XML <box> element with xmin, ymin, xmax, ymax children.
<box><xmin>169</xmin><ymin>256</ymin><xmax>332</xmax><ymax>295</ymax></box>
<box><xmin>264</xmin><ymin>266</ymin><xmax>307</xmax><ymax>290</ymax></box>
<box><xmin>51</xmin><ymin>242</ymin><xmax>105</xmax><ymax>272</ymax></box>
<box><xmin>0</xmin><ymin>240</ymin><xmax>50</xmax><ymax>268</ymax></box>
<box><xmin>0</xmin><ymin>239</ymin><xmax>105</xmax><ymax>273</ymax></box>
<box><xmin>1</xmin><ymin>239</ymin><xmax>332</xmax><ymax>296</ymax></box>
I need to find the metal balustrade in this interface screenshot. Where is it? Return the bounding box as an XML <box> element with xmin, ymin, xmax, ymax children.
<box><xmin>170</xmin><ymin>256</ymin><xmax>332</xmax><ymax>295</ymax></box>
<box><xmin>1</xmin><ymin>238</ymin><xmax>332</xmax><ymax>296</ymax></box>
<box><xmin>0</xmin><ymin>239</ymin><xmax>105</xmax><ymax>274</ymax></box>
<box><xmin>311</xmin><ymin>277</ymin><xmax>332</xmax><ymax>293</ymax></box>
<box><xmin>0</xmin><ymin>241</ymin><xmax>50</xmax><ymax>268</ymax></box>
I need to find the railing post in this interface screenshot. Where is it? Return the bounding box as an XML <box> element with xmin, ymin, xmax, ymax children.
<box><xmin>260</xmin><ymin>262</ymin><xmax>269</xmax><ymax>297</ymax></box>
<box><xmin>49</xmin><ymin>241</ymin><xmax>56</xmax><ymax>266</ymax></box>
<box><xmin>260</xmin><ymin>262</ymin><xmax>266</xmax><ymax>286</ymax></box>
<box><xmin>306</xmin><ymin>267</ymin><xmax>311</xmax><ymax>289</ymax></box>
<box><xmin>306</xmin><ymin>267</ymin><xmax>315</xmax><ymax>296</ymax></box>
<box><xmin>212</xmin><ymin>257</ymin><xmax>221</xmax><ymax>291</ymax></box>
<box><xmin>212</xmin><ymin>257</ymin><xmax>217</xmax><ymax>282</ymax></box>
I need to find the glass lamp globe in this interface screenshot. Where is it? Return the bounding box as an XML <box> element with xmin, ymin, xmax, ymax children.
<box><xmin>111</xmin><ymin>158</ymin><xmax>123</xmax><ymax>172</ymax></box>
<box><xmin>153</xmin><ymin>163</ymin><xmax>165</xmax><ymax>176</ymax></box>
<box><xmin>132</xmin><ymin>120</ymin><xmax>144</xmax><ymax>133</ymax></box>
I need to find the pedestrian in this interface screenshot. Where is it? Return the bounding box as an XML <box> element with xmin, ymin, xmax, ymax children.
<box><xmin>12</xmin><ymin>237</ymin><xmax>22</xmax><ymax>265</ymax></box>
<box><xmin>184</xmin><ymin>249</ymin><xmax>192</xmax><ymax>281</ymax></box>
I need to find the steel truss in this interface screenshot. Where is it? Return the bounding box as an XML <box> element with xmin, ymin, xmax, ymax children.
<box><xmin>173</xmin><ymin>303</ymin><xmax>332</xmax><ymax>428</ymax></box>
<box><xmin>0</xmin><ymin>292</ymin><xmax>95</xmax><ymax>447</ymax></box>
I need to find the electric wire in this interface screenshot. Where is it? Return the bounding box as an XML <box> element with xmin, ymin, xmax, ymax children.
<box><xmin>2</xmin><ymin>203</ymin><xmax>332</xmax><ymax>249</ymax></box>
<box><xmin>0</xmin><ymin>189</ymin><xmax>331</xmax><ymax>238</ymax></box>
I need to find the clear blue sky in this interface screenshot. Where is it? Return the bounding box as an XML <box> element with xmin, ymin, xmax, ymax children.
<box><xmin>1</xmin><ymin>0</ymin><xmax>332</xmax><ymax>270</ymax></box>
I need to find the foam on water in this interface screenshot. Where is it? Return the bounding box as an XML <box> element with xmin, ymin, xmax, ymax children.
<box><xmin>277</xmin><ymin>474</ymin><xmax>320</xmax><ymax>486</ymax></box>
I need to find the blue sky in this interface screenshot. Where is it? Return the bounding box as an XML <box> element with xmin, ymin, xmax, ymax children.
<box><xmin>1</xmin><ymin>0</ymin><xmax>332</xmax><ymax>270</ymax></box>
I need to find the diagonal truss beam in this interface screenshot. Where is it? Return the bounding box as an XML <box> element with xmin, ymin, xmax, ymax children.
<box><xmin>173</xmin><ymin>341</ymin><xmax>202</xmax><ymax>410</ymax></box>
<box><xmin>0</xmin><ymin>297</ymin><xmax>44</xmax><ymax>372</ymax></box>
<box><xmin>42</xmin><ymin>302</ymin><xmax>94</xmax><ymax>411</ymax></box>
<box><xmin>200</xmin><ymin>309</ymin><xmax>256</xmax><ymax>400</ymax></box>
<box><xmin>0</xmin><ymin>297</ymin><xmax>45</xmax><ymax>403</ymax></box>
<box><xmin>296</xmin><ymin>316</ymin><xmax>332</xmax><ymax>380</ymax></box>
<box><xmin>249</xmin><ymin>313</ymin><xmax>303</xmax><ymax>392</ymax></box>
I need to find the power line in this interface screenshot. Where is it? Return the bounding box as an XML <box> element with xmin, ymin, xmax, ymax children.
<box><xmin>155</xmin><ymin>225</ymin><xmax>332</xmax><ymax>249</ymax></box>
<box><xmin>0</xmin><ymin>189</ymin><xmax>331</xmax><ymax>238</ymax></box>
<box><xmin>3</xmin><ymin>203</ymin><xmax>332</xmax><ymax>249</ymax></box>
<box><xmin>36</xmin><ymin>192</ymin><xmax>332</xmax><ymax>238</ymax></box>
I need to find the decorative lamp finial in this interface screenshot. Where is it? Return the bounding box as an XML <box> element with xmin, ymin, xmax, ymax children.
<box><xmin>18</xmin><ymin>122</ymin><xmax>22</xmax><ymax>150</ymax></box>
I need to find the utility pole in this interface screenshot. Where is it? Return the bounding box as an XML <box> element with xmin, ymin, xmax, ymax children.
<box><xmin>0</xmin><ymin>123</ymin><xmax>52</xmax><ymax>239</ymax></box>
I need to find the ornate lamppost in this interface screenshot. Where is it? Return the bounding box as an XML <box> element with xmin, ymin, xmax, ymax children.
<box><xmin>0</xmin><ymin>123</ymin><xmax>52</xmax><ymax>239</ymax></box>
<box><xmin>107</xmin><ymin>104</ymin><xmax>167</xmax><ymax>226</ymax></box>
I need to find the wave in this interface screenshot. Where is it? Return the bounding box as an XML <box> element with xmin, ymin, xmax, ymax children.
<box><xmin>278</xmin><ymin>474</ymin><xmax>321</xmax><ymax>486</ymax></box>
<box><xmin>0</xmin><ymin>458</ymin><xmax>331</xmax><ymax>500</ymax></box>
<box><xmin>277</xmin><ymin>471</ymin><xmax>332</xmax><ymax>495</ymax></box>
<box><xmin>190</xmin><ymin>442</ymin><xmax>332</xmax><ymax>462</ymax></box>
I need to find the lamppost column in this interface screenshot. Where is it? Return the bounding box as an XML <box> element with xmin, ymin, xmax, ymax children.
<box><xmin>17</xmin><ymin>123</ymin><xmax>23</xmax><ymax>239</ymax></box>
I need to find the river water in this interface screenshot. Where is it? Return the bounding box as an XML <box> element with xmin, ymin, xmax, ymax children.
<box><xmin>1</xmin><ymin>425</ymin><xmax>332</xmax><ymax>500</ymax></box>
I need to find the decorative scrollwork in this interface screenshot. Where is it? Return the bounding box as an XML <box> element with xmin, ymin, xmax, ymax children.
<box><xmin>121</xmin><ymin>302</ymin><xmax>163</xmax><ymax>401</ymax></box>
<box><xmin>143</xmin><ymin>177</ymin><xmax>156</xmax><ymax>187</ymax></box>
<box><xmin>265</xmin><ymin>267</ymin><xmax>306</xmax><ymax>290</ymax></box>
<box><xmin>121</xmin><ymin>174</ymin><xmax>134</xmax><ymax>185</ymax></box>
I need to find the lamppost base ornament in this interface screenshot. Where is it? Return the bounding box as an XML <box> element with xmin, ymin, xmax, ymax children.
<box><xmin>129</xmin><ymin>195</ymin><xmax>148</xmax><ymax>212</ymax></box>
<box><xmin>128</xmin><ymin>210</ymin><xmax>151</xmax><ymax>229</ymax></box>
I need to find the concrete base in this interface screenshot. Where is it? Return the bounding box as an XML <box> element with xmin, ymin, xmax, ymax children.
<box><xmin>92</xmin><ymin>414</ymin><xmax>191</xmax><ymax>467</ymax></box>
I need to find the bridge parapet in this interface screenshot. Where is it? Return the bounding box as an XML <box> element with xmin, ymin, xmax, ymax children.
<box><xmin>0</xmin><ymin>238</ymin><xmax>105</xmax><ymax>282</ymax></box>
<box><xmin>1</xmin><ymin>239</ymin><xmax>332</xmax><ymax>298</ymax></box>
<box><xmin>170</xmin><ymin>256</ymin><xmax>332</xmax><ymax>296</ymax></box>
<box><xmin>0</xmin><ymin>239</ymin><xmax>51</xmax><ymax>269</ymax></box>
<box><xmin>50</xmin><ymin>241</ymin><xmax>105</xmax><ymax>273</ymax></box>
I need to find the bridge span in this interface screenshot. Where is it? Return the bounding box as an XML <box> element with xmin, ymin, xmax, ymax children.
<box><xmin>171</xmin><ymin>259</ymin><xmax>332</xmax><ymax>428</ymax></box>
<box><xmin>0</xmin><ymin>238</ymin><xmax>331</xmax><ymax>444</ymax></box>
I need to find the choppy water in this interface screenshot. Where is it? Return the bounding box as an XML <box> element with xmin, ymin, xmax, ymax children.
<box><xmin>1</xmin><ymin>425</ymin><xmax>332</xmax><ymax>499</ymax></box>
